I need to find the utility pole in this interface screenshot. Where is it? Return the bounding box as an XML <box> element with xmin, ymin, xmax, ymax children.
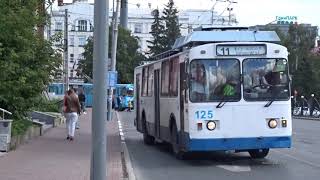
<box><xmin>120</xmin><ymin>0</ymin><xmax>128</xmax><ymax>29</ymax></box>
<box><xmin>64</xmin><ymin>9</ymin><xmax>69</xmax><ymax>92</ymax></box>
<box><xmin>37</xmin><ymin>0</ymin><xmax>46</xmax><ymax>38</ymax></box>
<box><xmin>91</xmin><ymin>0</ymin><xmax>108</xmax><ymax>180</ymax></box>
<box><xmin>227</xmin><ymin>7</ymin><xmax>233</xmax><ymax>25</ymax></box>
<box><xmin>107</xmin><ymin>0</ymin><xmax>120</xmax><ymax>121</ymax></box>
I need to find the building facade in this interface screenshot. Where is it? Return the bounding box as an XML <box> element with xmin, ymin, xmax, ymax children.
<box><xmin>47</xmin><ymin>0</ymin><xmax>237</xmax><ymax>79</ymax></box>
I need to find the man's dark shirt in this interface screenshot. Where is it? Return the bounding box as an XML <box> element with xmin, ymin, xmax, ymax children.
<box><xmin>78</xmin><ymin>93</ymin><xmax>86</xmax><ymax>102</ymax></box>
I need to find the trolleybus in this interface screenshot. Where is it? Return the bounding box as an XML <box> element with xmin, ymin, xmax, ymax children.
<box><xmin>134</xmin><ymin>27</ymin><xmax>291</xmax><ymax>159</ymax></box>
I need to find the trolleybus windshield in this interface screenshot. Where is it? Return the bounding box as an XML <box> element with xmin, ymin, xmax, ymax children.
<box><xmin>190</xmin><ymin>59</ymin><xmax>241</xmax><ymax>102</ymax></box>
<box><xmin>243</xmin><ymin>58</ymin><xmax>290</xmax><ymax>101</ymax></box>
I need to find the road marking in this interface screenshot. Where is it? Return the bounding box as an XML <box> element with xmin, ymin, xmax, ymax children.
<box><xmin>117</xmin><ymin>116</ymin><xmax>125</xmax><ymax>141</ymax></box>
<box><xmin>216</xmin><ymin>165</ymin><xmax>251</xmax><ymax>172</ymax></box>
<box><xmin>274</xmin><ymin>150</ymin><xmax>320</xmax><ymax>168</ymax></box>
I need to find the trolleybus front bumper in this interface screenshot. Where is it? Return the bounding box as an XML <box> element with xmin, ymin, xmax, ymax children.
<box><xmin>186</xmin><ymin>136</ymin><xmax>291</xmax><ymax>151</ymax></box>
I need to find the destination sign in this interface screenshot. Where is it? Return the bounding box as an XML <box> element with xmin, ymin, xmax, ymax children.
<box><xmin>216</xmin><ymin>45</ymin><xmax>267</xmax><ymax>56</ymax></box>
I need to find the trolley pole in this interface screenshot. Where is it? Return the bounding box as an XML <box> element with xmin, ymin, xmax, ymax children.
<box><xmin>107</xmin><ymin>0</ymin><xmax>120</xmax><ymax>121</ymax></box>
<box><xmin>91</xmin><ymin>0</ymin><xmax>109</xmax><ymax>179</ymax></box>
<box><xmin>64</xmin><ymin>9</ymin><xmax>69</xmax><ymax>92</ymax></box>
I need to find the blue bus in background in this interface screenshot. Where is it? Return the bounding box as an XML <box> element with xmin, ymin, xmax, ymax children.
<box><xmin>114</xmin><ymin>84</ymin><xmax>134</xmax><ymax>111</ymax></box>
<box><xmin>47</xmin><ymin>82</ymin><xmax>93</xmax><ymax>107</ymax></box>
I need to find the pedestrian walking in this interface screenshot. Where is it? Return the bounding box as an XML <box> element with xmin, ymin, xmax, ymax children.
<box><xmin>78</xmin><ymin>88</ymin><xmax>87</xmax><ymax>114</ymax></box>
<box><xmin>63</xmin><ymin>90</ymin><xmax>69</xmax><ymax>131</ymax></box>
<box><xmin>65</xmin><ymin>89</ymin><xmax>81</xmax><ymax>141</ymax></box>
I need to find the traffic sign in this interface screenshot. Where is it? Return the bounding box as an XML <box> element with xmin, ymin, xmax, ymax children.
<box><xmin>107</xmin><ymin>71</ymin><xmax>117</xmax><ymax>88</ymax></box>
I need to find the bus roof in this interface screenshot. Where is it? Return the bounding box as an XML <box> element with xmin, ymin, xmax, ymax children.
<box><xmin>172</xmin><ymin>30</ymin><xmax>281</xmax><ymax>49</ymax></box>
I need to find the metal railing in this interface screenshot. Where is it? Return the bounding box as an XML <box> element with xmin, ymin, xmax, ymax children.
<box><xmin>0</xmin><ymin>108</ymin><xmax>12</xmax><ymax>120</ymax></box>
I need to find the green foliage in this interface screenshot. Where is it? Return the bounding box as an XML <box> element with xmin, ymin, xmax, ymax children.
<box><xmin>31</xmin><ymin>96</ymin><xmax>61</xmax><ymax>113</ymax></box>
<box><xmin>77</xmin><ymin>36</ymin><xmax>93</xmax><ymax>79</ymax></box>
<box><xmin>162</xmin><ymin>0</ymin><xmax>181</xmax><ymax>51</ymax></box>
<box><xmin>292</xmin><ymin>57</ymin><xmax>316</xmax><ymax>96</ymax></box>
<box><xmin>11</xmin><ymin>116</ymin><xmax>32</xmax><ymax>136</ymax></box>
<box><xmin>260</xmin><ymin>24</ymin><xmax>320</xmax><ymax>95</ymax></box>
<box><xmin>78</xmin><ymin>26</ymin><xmax>146</xmax><ymax>83</ymax></box>
<box><xmin>147</xmin><ymin>9</ymin><xmax>166</xmax><ymax>57</ymax></box>
<box><xmin>115</xmin><ymin>27</ymin><xmax>146</xmax><ymax>83</ymax></box>
<box><xmin>284</xmin><ymin>25</ymin><xmax>319</xmax><ymax>95</ymax></box>
<box><xmin>0</xmin><ymin>1</ymin><xmax>62</xmax><ymax>118</ymax></box>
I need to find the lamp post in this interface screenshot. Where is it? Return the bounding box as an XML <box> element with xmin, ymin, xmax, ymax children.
<box><xmin>91</xmin><ymin>0</ymin><xmax>109</xmax><ymax>179</ymax></box>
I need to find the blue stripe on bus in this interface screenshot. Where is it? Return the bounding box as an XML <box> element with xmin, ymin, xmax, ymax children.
<box><xmin>186</xmin><ymin>136</ymin><xmax>291</xmax><ymax>151</ymax></box>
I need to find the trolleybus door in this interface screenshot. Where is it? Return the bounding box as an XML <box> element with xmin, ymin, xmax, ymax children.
<box><xmin>154</xmin><ymin>69</ymin><xmax>161</xmax><ymax>138</ymax></box>
<box><xmin>135</xmin><ymin>74</ymin><xmax>141</xmax><ymax>131</ymax></box>
<box><xmin>180</xmin><ymin>62</ymin><xmax>185</xmax><ymax>136</ymax></box>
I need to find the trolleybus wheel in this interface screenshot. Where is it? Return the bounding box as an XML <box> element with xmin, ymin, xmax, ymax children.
<box><xmin>171</xmin><ymin>123</ymin><xmax>185</xmax><ymax>160</ymax></box>
<box><xmin>248</xmin><ymin>149</ymin><xmax>269</xmax><ymax>159</ymax></box>
<box><xmin>142</xmin><ymin>115</ymin><xmax>154</xmax><ymax>145</ymax></box>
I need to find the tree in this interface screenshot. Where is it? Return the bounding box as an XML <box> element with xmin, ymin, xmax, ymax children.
<box><xmin>283</xmin><ymin>25</ymin><xmax>318</xmax><ymax>95</ymax></box>
<box><xmin>78</xmin><ymin>26</ymin><xmax>146</xmax><ymax>83</ymax></box>
<box><xmin>0</xmin><ymin>0</ymin><xmax>62</xmax><ymax>117</ymax></box>
<box><xmin>77</xmin><ymin>36</ymin><xmax>93</xmax><ymax>79</ymax></box>
<box><xmin>261</xmin><ymin>24</ymin><xmax>319</xmax><ymax>95</ymax></box>
<box><xmin>162</xmin><ymin>0</ymin><xmax>181</xmax><ymax>51</ymax></box>
<box><xmin>147</xmin><ymin>9</ymin><xmax>166</xmax><ymax>57</ymax></box>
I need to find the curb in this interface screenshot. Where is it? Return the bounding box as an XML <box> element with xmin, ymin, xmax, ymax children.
<box><xmin>115</xmin><ymin>112</ymin><xmax>136</xmax><ymax>180</ymax></box>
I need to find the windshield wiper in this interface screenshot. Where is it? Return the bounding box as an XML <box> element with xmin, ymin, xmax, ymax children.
<box><xmin>264</xmin><ymin>100</ymin><xmax>274</xmax><ymax>107</ymax></box>
<box><xmin>216</xmin><ymin>100</ymin><xmax>226</xmax><ymax>108</ymax></box>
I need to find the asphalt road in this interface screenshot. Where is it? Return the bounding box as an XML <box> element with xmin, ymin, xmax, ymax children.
<box><xmin>118</xmin><ymin>112</ymin><xmax>320</xmax><ymax>180</ymax></box>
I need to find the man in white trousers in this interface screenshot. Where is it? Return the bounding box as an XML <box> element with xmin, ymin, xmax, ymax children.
<box><xmin>65</xmin><ymin>89</ymin><xmax>81</xmax><ymax>141</ymax></box>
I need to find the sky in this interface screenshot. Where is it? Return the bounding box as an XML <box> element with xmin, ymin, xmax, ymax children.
<box><xmin>61</xmin><ymin>0</ymin><xmax>320</xmax><ymax>29</ymax></box>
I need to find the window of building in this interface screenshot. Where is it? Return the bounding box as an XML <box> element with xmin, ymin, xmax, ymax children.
<box><xmin>55</xmin><ymin>22</ymin><xmax>63</xmax><ymax>31</ymax></box>
<box><xmin>78</xmin><ymin>36</ymin><xmax>86</xmax><ymax>46</ymax></box>
<box><xmin>134</xmin><ymin>23</ymin><xmax>143</xmax><ymax>33</ymax></box>
<box><xmin>78</xmin><ymin>54</ymin><xmax>84</xmax><ymax>60</ymax></box>
<box><xmin>90</xmin><ymin>23</ymin><xmax>94</xmax><ymax>31</ymax></box>
<box><xmin>70</xmin><ymin>54</ymin><xmax>74</xmax><ymax>63</ymax></box>
<box><xmin>142</xmin><ymin>67</ymin><xmax>148</xmax><ymax>96</ymax></box>
<box><xmin>69</xmin><ymin>36</ymin><xmax>74</xmax><ymax>46</ymax></box>
<box><xmin>78</xmin><ymin>20</ymin><xmax>87</xmax><ymax>31</ymax></box>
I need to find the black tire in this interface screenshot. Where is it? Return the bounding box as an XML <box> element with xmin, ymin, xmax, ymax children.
<box><xmin>171</xmin><ymin>123</ymin><xmax>185</xmax><ymax>160</ymax></box>
<box><xmin>248</xmin><ymin>149</ymin><xmax>269</xmax><ymax>159</ymax></box>
<box><xmin>142</xmin><ymin>115</ymin><xmax>154</xmax><ymax>145</ymax></box>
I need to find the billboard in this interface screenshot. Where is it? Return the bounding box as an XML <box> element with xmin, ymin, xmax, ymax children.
<box><xmin>276</xmin><ymin>16</ymin><xmax>298</xmax><ymax>24</ymax></box>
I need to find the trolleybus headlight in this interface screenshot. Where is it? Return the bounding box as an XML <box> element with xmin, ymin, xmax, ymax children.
<box><xmin>268</xmin><ymin>119</ymin><xmax>278</xmax><ymax>129</ymax></box>
<box><xmin>206</xmin><ymin>121</ymin><xmax>216</xmax><ymax>131</ymax></box>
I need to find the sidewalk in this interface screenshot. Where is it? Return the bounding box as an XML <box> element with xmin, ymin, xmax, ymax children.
<box><xmin>0</xmin><ymin>109</ymin><xmax>124</xmax><ymax>180</ymax></box>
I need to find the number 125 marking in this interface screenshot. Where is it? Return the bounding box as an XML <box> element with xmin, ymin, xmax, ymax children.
<box><xmin>195</xmin><ymin>110</ymin><xmax>213</xmax><ymax>119</ymax></box>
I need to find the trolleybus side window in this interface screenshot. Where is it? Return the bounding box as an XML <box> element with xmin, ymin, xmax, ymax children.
<box><xmin>243</xmin><ymin>58</ymin><xmax>290</xmax><ymax>101</ymax></box>
<box><xmin>161</xmin><ymin>58</ymin><xmax>179</xmax><ymax>97</ymax></box>
<box><xmin>142</xmin><ymin>67</ymin><xmax>148</xmax><ymax>96</ymax></box>
<box><xmin>189</xmin><ymin>59</ymin><xmax>241</xmax><ymax>102</ymax></box>
<box><xmin>148</xmin><ymin>65</ymin><xmax>154</xmax><ymax>96</ymax></box>
<box><xmin>161</xmin><ymin>61</ymin><xmax>170</xmax><ymax>96</ymax></box>
<box><xmin>169</xmin><ymin>58</ymin><xmax>179</xmax><ymax>96</ymax></box>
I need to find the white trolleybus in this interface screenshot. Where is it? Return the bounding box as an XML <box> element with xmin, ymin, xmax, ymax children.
<box><xmin>134</xmin><ymin>27</ymin><xmax>291</xmax><ymax>159</ymax></box>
